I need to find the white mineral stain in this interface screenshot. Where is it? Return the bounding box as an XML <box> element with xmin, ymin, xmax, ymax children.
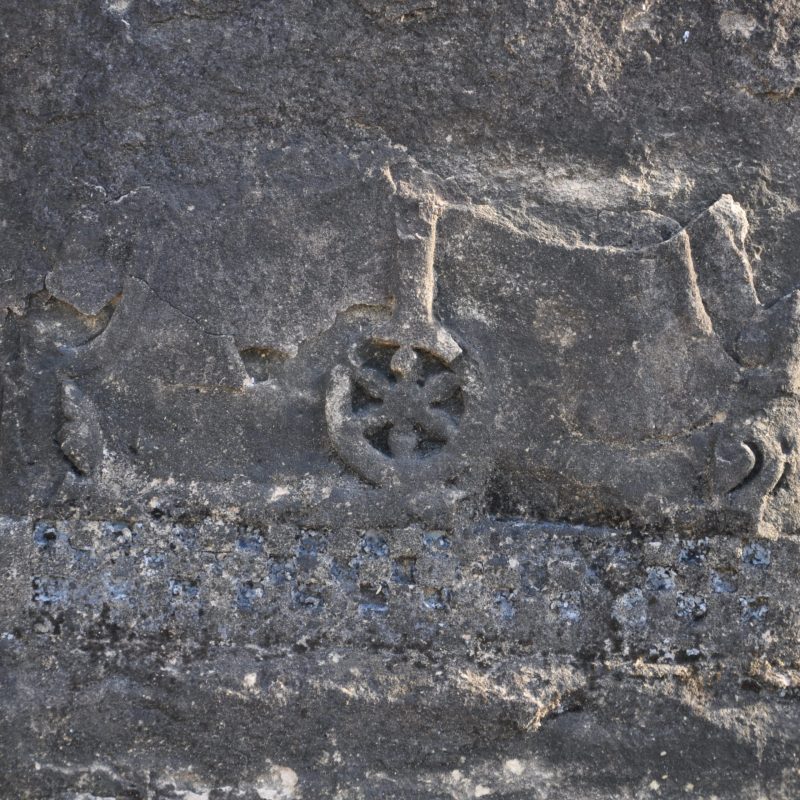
<box><xmin>719</xmin><ymin>10</ymin><xmax>757</xmax><ymax>39</ymax></box>
<box><xmin>254</xmin><ymin>765</ymin><xmax>298</xmax><ymax>799</ymax></box>
<box><xmin>106</xmin><ymin>0</ymin><xmax>131</xmax><ymax>14</ymax></box>
<box><xmin>503</xmin><ymin>759</ymin><xmax>524</xmax><ymax>775</ymax></box>
<box><xmin>279</xmin><ymin>768</ymin><xmax>298</xmax><ymax>789</ymax></box>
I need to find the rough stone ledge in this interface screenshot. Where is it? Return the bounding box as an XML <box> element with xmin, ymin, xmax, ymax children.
<box><xmin>1</xmin><ymin>515</ymin><xmax>799</xmax><ymax>798</ymax></box>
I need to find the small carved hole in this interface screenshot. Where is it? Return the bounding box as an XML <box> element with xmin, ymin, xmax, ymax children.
<box><xmin>432</xmin><ymin>386</ymin><xmax>465</xmax><ymax>417</ymax></box>
<box><xmin>365</xmin><ymin>422</ymin><xmax>393</xmax><ymax>456</ymax></box>
<box><xmin>359</xmin><ymin>343</ymin><xmax>397</xmax><ymax>383</ymax></box>
<box><xmin>240</xmin><ymin>347</ymin><xmax>287</xmax><ymax>382</ymax></box>
<box><xmin>413</xmin><ymin>423</ymin><xmax>447</xmax><ymax>456</ymax></box>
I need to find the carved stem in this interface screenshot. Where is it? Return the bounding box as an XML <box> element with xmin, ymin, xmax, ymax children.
<box><xmin>393</xmin><ymin>195</ymin><xmax>439</xmax><ymax>328</ymax></box>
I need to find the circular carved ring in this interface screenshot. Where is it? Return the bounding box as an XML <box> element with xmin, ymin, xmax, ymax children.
<box><xmin>326</xmin><ymin>341</ymin><xmax>466</xmax><ymax>486</ymax></box>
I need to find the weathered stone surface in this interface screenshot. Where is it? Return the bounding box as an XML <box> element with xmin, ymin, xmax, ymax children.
<box><xmin>2</xmin><ymin>1</ymin><xmax>800</xmax><ymax>797</ymax></box>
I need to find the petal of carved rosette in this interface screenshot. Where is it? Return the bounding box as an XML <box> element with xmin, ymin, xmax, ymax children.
<box><xmin>423</xmin><ymin>372</ymin><xmax>462</xmax><ymax>404</ymax></box>
<box><xmin>352</xmin><ymin>367</ymin><xmax>391</xmax><ymax>401</ymax></box>
<box><xmin>416</xmin><ymin>406</ymin><xmax>459</xmax><ymax>443</ymax></box>
<box><xmin>357</xmin><ymin>405</ymin><xmax>392</xmax><ymax>430</ymax></box>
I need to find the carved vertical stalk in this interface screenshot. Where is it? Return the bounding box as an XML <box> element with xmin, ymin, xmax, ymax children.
<box><xmin>392</xmin><ymin>194</ymin><xmax>440</xmax><ymax>331</ymax></box>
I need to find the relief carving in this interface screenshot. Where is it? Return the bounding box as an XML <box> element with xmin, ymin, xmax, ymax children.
<box><xmin>325</xmin><ymin>190</ymin><xmax>480</xmax><ymax>487</ymax></box>
<box><xmin>9</xmin><ymin>180</ymin><xmax>800</xmax><ymax>535</ymax></box>
<box><xmin>710</xmin><ymin>420</ymin><xmax>789</xmax><ymax>510</ymax></box>
<box><xmin>58</xmin><ymin>380</ymin><xmax>105</xmax><ymax>476</ymax></box>
<box><xmin>688</xmin><ymin>197</ymin><xmax>800</xmax><ymax>533</ymax></box>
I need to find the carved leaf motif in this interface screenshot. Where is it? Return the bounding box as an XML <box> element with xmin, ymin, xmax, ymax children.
<box><xmin>58</xmin><ymin>381</ymin><xmax>104</xmax><ymax>476</ymax></box>
<box><xmin>711</xmin><ymin>425</ymin><xmax>787</xmax><ymax>530</ymax></box>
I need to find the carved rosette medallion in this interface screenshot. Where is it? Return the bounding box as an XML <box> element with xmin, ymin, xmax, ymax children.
<box><xmin>327</xmin><ymin>340</ymin><xmax>469</xmax><ymax>486</ymax></box>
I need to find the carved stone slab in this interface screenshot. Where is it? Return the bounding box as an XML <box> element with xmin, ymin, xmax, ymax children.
<box><xmin>3</xmin><ymin>3</ymin><xmax>800</xmax><ymax>798</ymax></box>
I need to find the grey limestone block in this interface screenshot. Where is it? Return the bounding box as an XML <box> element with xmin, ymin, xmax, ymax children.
<box><xmin>1</xmin><ymin>1</ymin><xmax>800</xmax><ymax>797</ymax></box>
